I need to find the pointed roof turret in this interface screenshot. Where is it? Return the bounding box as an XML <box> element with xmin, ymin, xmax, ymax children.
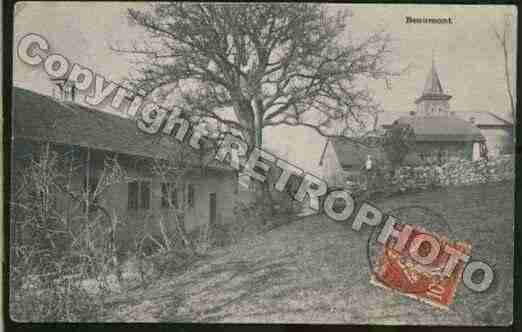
<box><xmin>415</xmin><ymin>59</ymin><xmax>452</xmax><ymax>104</ymax></box>
<box><xmin>423</xmin><ymin>60</ymin><xmax>444</xmax><ymax>95</ymax></box>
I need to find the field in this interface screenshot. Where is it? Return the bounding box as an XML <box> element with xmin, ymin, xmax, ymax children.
<box><xmin>105</xmin><ymin>181</ymin><xmax>514</xmax><ymax>325</ymax></box>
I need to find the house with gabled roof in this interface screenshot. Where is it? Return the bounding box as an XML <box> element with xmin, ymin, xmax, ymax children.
<box><xmin>12</xmin><ymin>86</ymin><xmax>247</xmax><ymax>252</ymax></box>
<box><xmin>318</xmin><ymin>137</ymin><xmax>388</xmax><ymax>186</ymax></box>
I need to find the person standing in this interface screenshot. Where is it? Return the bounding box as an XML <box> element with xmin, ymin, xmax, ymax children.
<box><xmin>364</xmin><ymin>155</ymin><xmax>373</xmax><ymax>189</ymax></box>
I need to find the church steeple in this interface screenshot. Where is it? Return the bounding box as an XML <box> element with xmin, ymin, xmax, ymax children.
<box><xmin>415</xmin><ymin>59</ymin><xmax>452</xmax><ymax>116</ymax></box>
<box><xmin>423</xmin><ymin>59</ymin><xmax>445</xmax><ymax>95</ymax></box>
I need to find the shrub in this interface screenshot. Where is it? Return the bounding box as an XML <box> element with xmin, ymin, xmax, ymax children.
<box><xmin>12</xmin><ymin>274</ymin><xmax>105</xmax><ymax>322</ymax></box>
<box><xmin>11</xmin><ymin>144</ymin><xmax>131</xmax><ymax>321</ymax></box>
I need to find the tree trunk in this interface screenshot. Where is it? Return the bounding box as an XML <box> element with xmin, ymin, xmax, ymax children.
<box><xmin>255</xmin><ymin>106</ymin><xmax>263</xmax><ymax>148</ymax></box>
<box><xmin>255</xmin><ymin>110</ymin><xmax>277</xmax><ymax>215</ymax></box>
<box><xmin>502</xmin><ymin>41</ymin><xmax>516</xmax><ymax>121</ymax></box>
<box><xmin>233</xmin><ymin>98</ymin><xmax>256</xmax><ymax>151</ymax></box>
<box><xmin>235</xmin><ymin>98</ymin><xmax>276</xmax><ymax>215</ymax></box>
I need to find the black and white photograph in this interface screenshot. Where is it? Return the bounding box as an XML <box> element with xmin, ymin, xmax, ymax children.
<box><xmin>9</xmin><ymin>2</ymin><xmax>516</xmax><ymax>325</ymax></box>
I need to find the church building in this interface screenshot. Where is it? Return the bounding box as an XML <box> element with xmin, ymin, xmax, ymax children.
<box><xmin>380</xmin><ymin>61</ymin><xmax>513</xmax><ymax>164</ymax></box>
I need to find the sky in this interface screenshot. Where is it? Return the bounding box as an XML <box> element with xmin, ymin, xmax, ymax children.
<box><xmin>13</xmin><ymin>2</ymin><xmax>517</xmax><ymax>175</ymax></box>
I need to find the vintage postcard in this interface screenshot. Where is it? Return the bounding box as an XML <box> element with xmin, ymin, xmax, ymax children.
<box><xmin>9</xmin><ymin>2</ymin><xmax>515</xmax><ymax>325</ymax></box>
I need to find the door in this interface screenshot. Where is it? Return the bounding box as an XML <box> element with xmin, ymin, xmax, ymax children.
<box><xmin>472</xmin><ymin>142</ymin><xmax>481</xmax><ymax>161</ymax></box>
<box><xmin>209</xmin><ymin>193</ymin><xmax>217</xmax><ymax>225</ymax></box>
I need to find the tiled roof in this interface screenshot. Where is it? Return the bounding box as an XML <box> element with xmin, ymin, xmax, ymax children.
<box><xmin>377</xmin><ymin>111</ymin><xmax>512</xmax><ymax>127</ymax></box>
<box><xmin>12</xmin><ymin>86</ymin><xmax>231</xmax><ymax>170</ymax></box>
<box><xmin>394</xmin><ymin>116</ymin><xmax>485</xmax><ymax>142</ymax></box>
<box><xmin>326</xmin><ymin>137</ymin><xmax>387</xmax><ymax>168</ymax></box>
<box><xmin>451</xmin><ymin>111</ymin><xmax>513</xmax><ymax>127</ymax></box>
<box><xmin>377</xmin><ymin>111</ymin><xmax>412</xmax><ymax>126</ymax></box>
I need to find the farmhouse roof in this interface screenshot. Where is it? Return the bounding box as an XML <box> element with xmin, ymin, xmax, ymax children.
<box><xmin>13</xmin><ymin>86</ymin><xmax>231</xmax><ymax>170</ymax></box>
<box><xmin>393</xmin><ymin>116</ymin><xmax>485</xmax><ymax>142</ymax></box>
<box><xmin>320</xmin><ymin>137</ymin><xmax>387</xmax><ymax>169</ymax></box>
<box><xmin>378</xmin><ymin>111</ymin><xmax>512</xmax><ymax>128</ymax></box>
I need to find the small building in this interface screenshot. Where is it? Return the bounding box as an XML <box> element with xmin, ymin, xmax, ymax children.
<box><xmin>318</xmin><ymin>137</ymin><xmax>387</xmax><ymax>187</ymax></box>
<box><xmin>12</xmin><ymin>86</ymin><xmax>245</xmax><ymax>251</ymax></box>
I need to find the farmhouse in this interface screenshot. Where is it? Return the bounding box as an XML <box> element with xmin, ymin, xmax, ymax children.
<box><xmin>12</xmin><ymin>86</ymin><xmax>248</xmax><ymax>251</ymax></box>
<box><xmin>318</xmin><ymin>137</ymin><xmax>389</xmax><ymax>187</ymax></box>
<box><xmin>319</xmin><ymin>61</ymin><xmax>513</xmax><ymax>185</ymax></box>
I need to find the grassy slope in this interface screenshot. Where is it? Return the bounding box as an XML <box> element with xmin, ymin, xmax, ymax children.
<box><xmin>106</xmin><ymin>181</ymin><xmax>514</xmax><ymax>325</ymax></box>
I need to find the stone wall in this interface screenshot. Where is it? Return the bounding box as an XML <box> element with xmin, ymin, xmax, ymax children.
<box><xmin>392</xmin><ymin>155</ymin><xmax>514</xmax><ymax>192</ymax></box>
<box><xmin>403</xmin><ymin>141</ymin><xmax>473</xmax><ymax>166</ymax></box>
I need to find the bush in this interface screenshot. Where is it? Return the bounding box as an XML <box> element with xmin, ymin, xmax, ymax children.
<box><xmin>11</xmin><ymin>144</ymin><xmax>130</xmax><ymax>321</ymax></box>
<box><xmin>148</xmin><ymin>248</ymin><xmax>200</xmax><ymax>276</ymax></box>
<box><xmin>232</xmin><ymin>201</ymin><xmax>270</xmax><ymax>233</ymax></box>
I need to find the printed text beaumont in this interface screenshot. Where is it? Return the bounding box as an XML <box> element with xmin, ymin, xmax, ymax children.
<box><xmin>405</xmin><ymin>16</ymin><xmax>453</xmax><ymax>24</ymax></box>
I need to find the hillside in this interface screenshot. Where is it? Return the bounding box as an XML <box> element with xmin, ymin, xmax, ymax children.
<box><xmin>105</xmin><ymin>181</ymin><xmax>514</xmax><ymax>325</ymax></box>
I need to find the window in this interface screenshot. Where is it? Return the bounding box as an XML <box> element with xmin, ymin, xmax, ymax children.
<box><xmin>82</xmin><ymin>158</ymin><xmax>99</xmax><ymax>212</ymax></box>
<box><xmin>161</xmin><ymin>183</ymin><xmax>178</xmax><ymax>208</ymax></box>
<box><xmin>128</xmin><ymin>181</ymin><xmax>139</xmax><ymax>210</ymax></box>
<box><xmin>128</xmin><ymin>181</ymin><xmax>150</xmax><ymax>211</ymax></box>
<box><xmin>209</xmin><ymin>193</ymin><xmax>217</xmax><ymax>224</ymax></box>
<box><xmin>161</xmin><ymin>183</ymin><xmax>168</xmax><ymax>208</ymax></box>
<box><xmin>187</xmin><ymin>184</ymin><xmax>195</xmax><ymax>208</ymax></box>
<box><xmin>64</xmin><ymin>145</ymin><xmax>81</xmax><ymax>160</ymax></box>
<box><xmin>82</xmin><ymin>156</ymin><xmax>96</xmax><ymax>191</ymax></box>
<box><xmin>140</xmin><ymin>181</ymin><xmax>150</xmax><ymax>210</ymax></box>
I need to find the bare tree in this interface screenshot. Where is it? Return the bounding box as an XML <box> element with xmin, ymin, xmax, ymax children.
<box><xmin>113</xmin><ymin>3</ymin><xmax>400</xmax><ymax>149</ymax></box>
<box><xmin>11</xmin><ymin>143</ymin><xmax>132</xmax><ymax>321</ymax></box>
<box><xmin>492</xmin><ymin>15</ymin><xmax>516</xmax><ymax>121</ymax></box>
<box><xmin>382</xmin><ymin>123</ymin><xmax>415</xmax><ymax>176</ymax></box>
<box><xmin>147</xmin><ymin>137</ymin><xmax>219</xmax><ymax>254</ymax></box>
<box><xmin>150</xmin><ymin>145</ymin><xmax>196</xmax><ymax>250</ymax></box>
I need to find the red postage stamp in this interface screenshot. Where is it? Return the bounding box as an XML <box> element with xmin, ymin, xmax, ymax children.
<box><xmin>370</xmin><ymin>224</ymin><xmax>471</xmax><ymax>309</ymax></box>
